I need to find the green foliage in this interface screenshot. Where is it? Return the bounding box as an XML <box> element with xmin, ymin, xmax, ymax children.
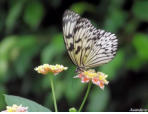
<box><xmin>126</xmin><ymin>33</ymin><xmax>148</xmax><ymax>70</ymax></box>
<box><xmin>24</xmin><ymin>0</ymin><xmax>45</xmax><ymax>29</ymax></box>
<box><xmin>70</xmin><ymin>2</ymin><xmax>95</xmax><ymax>15</ymax></box>
<box><xmin>14</xmin><ymin>35</ymin><xmax>41</xmax><ymax>76</ymax></box>
<box><xmin>0</xmin><ymin>36</ymin><xmax>17</xmax><ymax>60</ymax></box>
<box><xmin>0</xmin><ymin>36</ymin><xmax>17</xmax><ymax>78</ymax></box>
<box><xmin>41</xmin><ymin>33</ymin><xmax>65</xmax><ymax>63</ymax></box>
<box><xmin>4</xmin><ymin>94</ymin><xmax>51</xmax><ymax>112</ymax></box>
<box><xmin>6</xmin><ymin>0</ymin><xmax>26</xmax><ymax>32</ymax></box>
<box><xmin>0</xmin><ymin>93</ymin><xmax>6</xmax><ymax>111</ymax></box>
<box><xmin>104</xmin><ymin>9</ymin><xmax>127</xmax><ymax>32</ymax></box>
<box><xmin>87</xmin><ymin>87</ymin><xmax>110</xmax><ymax>112</ymax></box>
<box><xmin>126</xmin><ymin>55</ymin><xmax>144</xmax><ymax>71</ymax></box>
<box><xmin>64</xmin><ymin>78</ymin><xmax>85</xmax><ymax>103</ymax></box>
<box><xmin>99</xmin><ymin>49</ymin><xmax>125</xmax><ymax>80</ymax></box>
<box><xmin>132</xmin><ymin>0</ymin><xmax>148</xmax><ymax>21</ymax></box>
<box><xmin>132</xmin><ymin>33</ymin><xmax>148</xmax><ymax>60</ymax></box>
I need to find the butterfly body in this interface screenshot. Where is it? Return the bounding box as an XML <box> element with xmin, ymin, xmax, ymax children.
<box><xmin>62</xmin><ymin>10</ymin><xmax>118</xmax><ymax>72</ymax></box>
<box><xmin>75</xmin><ymin>67</ymin><xmax>85</xmax><ymax>74</ymax></box>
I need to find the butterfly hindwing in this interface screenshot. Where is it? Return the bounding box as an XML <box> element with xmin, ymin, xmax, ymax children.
<box><xmin>85</xmin><ymin>30</ymin><xmax>118</xmax><ymax>68</ymax></box>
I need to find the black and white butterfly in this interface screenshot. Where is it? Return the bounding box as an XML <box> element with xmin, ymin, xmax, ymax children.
<box><xmin>62</xmin><ymin>10</ymin><xmax>118</xmax><ymax>72</ymax></box>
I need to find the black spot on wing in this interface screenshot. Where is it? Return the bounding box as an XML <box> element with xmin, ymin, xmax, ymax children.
<box><xmin>66</xmin><ymin>34</ymin><xmax>73</xmax><ymax>39</ymax></box>
<box><xmin>75</xmin><ymin>39</ymin><xmax>81</xmax><ymax>43</ymax></box>
<box><xmin>87</xmin><ymin>38</ymin><xmax>92</xmax><ymax>42</ymax></box>
<box><xmin>93</xmin><ymin>37</ymin><xmax>97</xmax><ymax>41</ymax></box>
<box><xmin>68</xmin><ymin>43</ymin><xmax>74</xmax><ymax>51</ymax></box>
<box><xmin>75</xmin><ymin>46</ymin><xmax>81</xmax><ymax>54</ymax></box>
<box><xmin>85</xmin><ymin>46</ymin><xmax>90</xmax><ymax>51</ymax></box>
<box><xmin>74</xmin><ymin>27</ymin><xmax>80</xmax><ymax>34</ymax></box>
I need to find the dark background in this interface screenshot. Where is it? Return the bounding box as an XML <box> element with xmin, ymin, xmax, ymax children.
<box><xmin>0</xmin><ymin>0</ymin><xmax>148</xmax><ymax>112</ymax></box>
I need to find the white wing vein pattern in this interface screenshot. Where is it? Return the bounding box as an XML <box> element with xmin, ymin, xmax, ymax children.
<box><xmin>62</xmin><ymin>10</ymin><xmax>118</xmax><ymax>69</ymax></box>
<box><xmin>73</xmin><ymin>18</ymin><xmax>98</xmax><ymax>67</ymax></box>
<box><xmin>85</xmin><ymin>30</ymin><xmax>118</xmax><ymax>68</ymax></box>
<box><xmin>62</xmin><ymin>10</ymin><xmax>80</xmax><ymax>65</ymax></box>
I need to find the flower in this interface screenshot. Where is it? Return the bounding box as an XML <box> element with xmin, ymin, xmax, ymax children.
<box><xmin>74</xmin><ymin>69</ymin><xmax>109</xmax><ymax>89</ymax></box>
<box><xmin>34</xmin><ymin>64</ymin><xmax>68</xmax><ymax>75</ymax></box>
<box><xmin>2</xmin><ymin>104</ymin><xmax>28</xmax><ymax>112</ymax></box>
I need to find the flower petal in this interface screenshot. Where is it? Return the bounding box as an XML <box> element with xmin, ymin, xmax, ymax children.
<box><xmin>34</xmin><ymin>64</ymin><xmax>68</xmax><ymax>75</ymax></box>
<box><xmin>81</xmin><ymin>77</ymin><xmax>90</xmax><ymax>83</ymax></box>
<box><xmin>2</xmin><ymin>104</ymin><xmax>28</xmax><ymax>112</ymax></box>
<box><xmin>74</xmin><ymin>69</ymin><xmax>109</xmax><ymax>89</ymax></box>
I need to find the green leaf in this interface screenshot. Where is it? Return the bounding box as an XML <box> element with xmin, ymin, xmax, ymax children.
<box><xmin>132</xmin><ymin>33</ymin><xmax>148</xmax><ymax>60</ymax></box>
<box><xmin>104</xmin><ymin>9</ymin><xmax>127</xmax><ymax>32</ymax></box>
<box><xmin>126</xmin><ymin>33</ymin><xmax>148</xmax><ymax>70</ymax></box>
<box><xmin>54</xmin><ymin>80</ymin><xmax>65</xmax><ymax>101</ymax></box>
<box><xmin>24</xmin><ymin>0</ymin><xmax>45</xmax><ymax>29</ymax></box>
<box><xmin>51</xmin><ymin>33</ymin><xmax>65</xmax><ymax>53</ymax></box>
<box><xmin>0</xmin><ymin>36</ymin><xmax>17</xmax><ymax>77</ymax></box>
<box><xmin>126</xmin><ymin>56</ymin><xmax>144</xmax><ymax>71</ymax></box>
<box><xmin>41</xmin><ymin>44</ymin><xmax>55</xmax><ymax>63</ymax></box>
<box><xmin>14</xmin><ymin>36</ymin><xmax>40</xmax><ymax>76</ymax></box>
<box><xmin>0</xmin><ymin>93</ymin><xmax>6</xmax><ymax>111</ymax></box>
<box><xmin>70</xmin><ymin>2</ymin><xmax>95</xmax><ymax>15</ymax></box>
<box><xmin>0</xmin><ymin>36</ymin><xmax>17</xmax><ymax>59</ymax></box>
<box><xmin>64</xmin><ymin>66</ymin><xmax>85</xmax><ymax>103</ymax></box>
<box><xmin>65</xmin><ymin>79</ymin><xmax>85</xmax><ymax>103</ymax></box>
<box><xmin>124</xmin><ymin>19</ymin><xmax>140</xmax><ymax>34</ymax></box>
<box><xmin>0</xmin><ymin>60</ymin><xmax>8</xmax><ymax>79</ymax></box>
<box><xmin>99</xmin><ymin>49</ymin><xmax>125</xmax><ymax>80</ymax></box>
<box><xmin>132</xmin><ymin>0</ymin><xmax>148</xmax><ymax>21</ymax></box>
<box><xmin>41</xmin><ymin>33</ymin><xmax>64</xmax><ymax>63</ymax></box>
<box><xmin>4</xmin><ymin>94</ymin><xmax>51</xmax><ymax>112</ymax></box>
<box><xmin>87</xmin><ymin>87</ymin><xmax>110</xmax><ymax>112</ymax></box>
<box><xmin>6</xmin><ymin>0</ymin><xmax>25</xmax><ymax>32</ymax></box>
<box><xmin>12</xmin><ymin>35</ymin><xmax>42</xmax><ymax>76</ymax></box>
<box><xmin>43</xmin><ymin>92</ymin><xmax>52</xmax><ymax>110</ymax></box>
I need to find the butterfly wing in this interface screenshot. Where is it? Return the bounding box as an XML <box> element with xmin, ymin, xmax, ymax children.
<box><xmin>62</xmin><ymin>10</ymin><xmax>80</xmax><ymax>65</ymax></box>
<box><xmin>72</xmin><ymin>18</ymin><xmax>98</xmax><ymax>68</ymax></box>
<box><xmin>63</xmin><ymin>10</ymin><xmax>118</xmax><ymax>69</ymax></box>
<box><xmin>84</xmin><ymin>30</ymin><xmax>118</xmax><ymax>68</ymax></box>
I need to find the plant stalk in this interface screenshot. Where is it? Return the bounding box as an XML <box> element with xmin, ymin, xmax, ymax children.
<box><xmin>49</xmin><ymin>76</ymin><xmax>58</xmax><ymax>112</ymax></box>
<box><xmin>78</xmin><ymin>82</ymin><xmax>92</xmax><ymax>112</ymax></box>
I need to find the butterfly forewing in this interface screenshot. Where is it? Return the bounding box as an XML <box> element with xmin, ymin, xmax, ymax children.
<box><xmin>62</xmin><ymin>10</ymin><xmax>118</xmax><ymax>70</ymax></box>
<box><xmin>62</xmin><ymin>10</ymin><xmax>80</xmax><ymax>65</ymax></box>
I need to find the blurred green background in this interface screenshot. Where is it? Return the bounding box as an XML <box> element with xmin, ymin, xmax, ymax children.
<box><xmin>0</xmin><ymin>0</ymin><xmax>148</xmax><ymax>112</ymax></box>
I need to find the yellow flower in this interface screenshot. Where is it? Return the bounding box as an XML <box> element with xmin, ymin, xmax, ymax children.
<box><xmin>74</xmin><ymin>69</ymin><xmax>109</xmax><ymax>89</ymax></box>
<box><xmin>2</xmin><ymin>104</ymin><xmax>28</xmax><ymax>112</ymax></box>
<box><xmin>97</xmin><ymin>72</ymin><xmax>109</xmax><ymax>85</ymax></box>
<box><xmin>34</xmin><ymin>64</ymin><xmax>68</xmax><ymax>75</ymax></box>
<box><xmin>83</xmin><ymin>69</ymin><xmax>97</xmax><ymax>78</ymax></box>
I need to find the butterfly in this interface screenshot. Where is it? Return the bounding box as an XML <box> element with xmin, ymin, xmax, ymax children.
<box><xmin>62</xmin><ymin>10</ymin><xmax>118</xmax><ymax>73</ymax></box>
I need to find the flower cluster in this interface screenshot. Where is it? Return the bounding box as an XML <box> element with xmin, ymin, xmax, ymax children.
<box><xmin>34</xmin><ymin>64</ymin><xmax>68</xmax><ymax>75</ymax></box>
<box><xmin>34</xmin><ymin>64</ymin><xmax>109</xmax><ymax>89</ymax></box>
<box><xmin>74</xmin><ymin>69</ymin><xmax>109</xmax><ymax>89</ymax></box>
<box><xmin>2</xmin><ymin>104</ymin><xmax>28</xmax><ymax>112</ymax></box>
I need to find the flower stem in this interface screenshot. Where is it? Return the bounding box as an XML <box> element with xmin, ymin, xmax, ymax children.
<box><xmin>78</xmin><ymin>82</ymin><xmax>92</xmax><ymax>112</ymax></box>
<box><xmin>49</xmin><ymin>76</ymin><xmax>58</xmax><ymax>112</ymax></box>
